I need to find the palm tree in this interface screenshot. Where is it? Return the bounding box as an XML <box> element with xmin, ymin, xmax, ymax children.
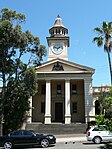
<box><xmin>93</xmin><ymin>21</ymin><xmax>112</xmax><ymax>85</ymax></box>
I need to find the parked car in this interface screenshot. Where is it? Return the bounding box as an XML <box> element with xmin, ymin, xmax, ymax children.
<box><xmin>86</xmin><ymin>125</ymin><xmax>112</xmax><ymax>144</ymax></box>
<box><xmin>0</xmin><ymin>130</ymin><xmax>56</xmax><ymax>149</ymax></box>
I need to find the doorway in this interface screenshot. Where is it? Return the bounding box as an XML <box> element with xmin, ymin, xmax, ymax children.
<box><xmin>55</xmin><ymin>102</ymin><xmax>63</xmax><ymax>122</ymax></box>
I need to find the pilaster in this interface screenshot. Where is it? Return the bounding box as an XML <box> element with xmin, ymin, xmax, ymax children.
<box><xmin>84</xmin><ymin>78</ymin><xmax>95</xmax><ymax>123</ymax></box>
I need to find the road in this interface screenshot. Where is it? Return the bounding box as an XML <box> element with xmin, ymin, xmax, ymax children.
<box><xmin>23</xmin><ymin>142</ymin><xmax>104</xmax><ymax>149</ymax></box>
<box><xmin>53</xmin><ymin>142</ymin><xmax>103</xmax><ymax>149</ymax></box>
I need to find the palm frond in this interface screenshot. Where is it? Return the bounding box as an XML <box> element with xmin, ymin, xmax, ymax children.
<box><xmin>103</xmin><ymin>21</ymin><xmax>112</xmax><ymax>34</ymax></box>
<box><xmin>93</xmin><ymin>37</ymin><xmax>99</xmax><ymax>42</ymax></box>
<box><xmin>93</xmin><ymin>36</ymin><xmax>103</xmax><ymax>47</ymax></box>
<box><xmin>108</xmin><ymin>22</ymin><xmax>112</xmax><ymax>29</ymax></box>
<box><xmin>97</xmin><ymin>37</ymin><xmax>103</xmax><ymax>47</ymax></box>
<box><xmin>94</xmin><ymin>27</ymin><xmax>103</xmax><ymax>34</ymax></box>
<box><xmin>102</xmin><ymin>22</ymin><xmax>108</xmax><ymax>28</ymax></box>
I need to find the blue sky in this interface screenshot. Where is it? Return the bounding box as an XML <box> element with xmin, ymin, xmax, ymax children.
<box><xmin>0</xmin><ymin>0</ymin><xmax>112</xmax><ymax>86</ymax></box>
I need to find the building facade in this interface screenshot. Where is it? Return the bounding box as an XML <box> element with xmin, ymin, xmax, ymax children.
<box><xmin>28</xmin><ymin>16</ymin><xmax>95</xmax><ymax>124</ymax></box>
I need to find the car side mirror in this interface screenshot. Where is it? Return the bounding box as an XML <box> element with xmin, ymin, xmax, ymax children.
<box><xmin>32</xmin><ymin>134</ymin><xmax>36</xmax><ymax>137</ymax></box>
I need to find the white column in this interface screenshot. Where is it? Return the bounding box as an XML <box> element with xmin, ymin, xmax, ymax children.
<box><xmin>45</xmin><ymin>80</ymin><xmax>51</xmax><ymax>124</ymax></box>
<box><xmin>65</xmin><ymin>79</ymin><xmax>71</xmax><ymax>124</ymax></box>
<box><xmin>84</xmin><ymin>78</ymin><xmax>95</xmax><ymax>123</ymax></box>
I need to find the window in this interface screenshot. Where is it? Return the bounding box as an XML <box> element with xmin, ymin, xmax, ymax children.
<box><xmin>23</xmin><ymin>131</ymin><xmax>33</xmax><ymax>136</ymax></box>
<box><xmin>93</xmin><ymin>127</ymin><xmax>100</xmax><ymax>131</ymax></box>
<box><xmin>72</xmin><ymin>84</ymin><xmax>77</xmax><ymax>95</ymax></box>
<box><xmin>41</xmin><ymin>102</ymin><xmax>45</xmax><ymax>113</ymax></box>
<box><xmin>72</xmin><ymin>102</ymin><xmax>77</xmax><ymax>113</ymax></box>
<box><xmin>57</xmin><ymin>85</ymin><xmax>61</xmax><ymax>95</ymax></box>
<box><xmin>41</xmin><ymin>85</ymin><xmax>46</xmax><ymax>95</ymax></box>
<box><xmin>93</xmin><ymin>126</ymin><xmax>107</xmax><ymax>131</ymax></box>
<box><xmin>10</xmin><ymin>131</ymin><xmax>22</xmax><ymax>136</ymax></box>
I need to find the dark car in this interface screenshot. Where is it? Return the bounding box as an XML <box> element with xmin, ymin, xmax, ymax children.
<box><xmin>0</xmin><ymin>130</ymin><xmax>56</xmax><ymax>149</ymax></box>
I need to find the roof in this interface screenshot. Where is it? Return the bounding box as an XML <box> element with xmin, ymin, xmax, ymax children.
<box><xmin>53</xmin><ymin>15</ymin><xmax>64</xmax><ymax>27</ymax></box>
<box><xmin>35</xmin><ymin>58</ymin><xmax>95</xmax><ymax>75</ymax></box>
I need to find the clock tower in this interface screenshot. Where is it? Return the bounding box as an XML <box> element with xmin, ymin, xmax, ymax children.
<box><xmin>47</xmin><ymin>15</ymin><xmax>70</xmax><ymax>61</ymax></box>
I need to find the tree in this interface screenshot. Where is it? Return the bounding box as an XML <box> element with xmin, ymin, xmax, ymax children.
<box><xmin>96</xmin><ymin>89</ymin><xmax>112</xmax><ymax>149</ymax></box>
<box><xmin>0</xmin><ymin>8</ymin><xmax>46</xmax><ymax>134</ymax></box>
<box><xmin>3</xmin><ymin>67</ymin><xmax>37</xmax><ymax>133</ymax></box>
<box><xmin>93</xmin><ymin>22</ymin><xmax>112</xmax><ymax>84</ymax></box>
<box><xmin>95</xmin><ymin>87</ymin><xmax>112</xmax><ymax>131</ymax></box>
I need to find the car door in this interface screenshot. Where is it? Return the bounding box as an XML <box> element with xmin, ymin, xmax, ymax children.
<box><xmin>107</xmin><ymin>131</ymin><xmax>112</xmax><ymax>141</ymax></box>
<box><xmin>10</xmin><ymin>131</ymin><xmax>23</xmax><ymax>145</ymax></box>
<box><xmin>98</xmin><ymin>126</ymin><xmax>112</xmax><ymax>141</ymax></box>
<box><xmin>22</xmin><ymin>130</ymin><xmax>40</xmax><ymax>145</ymax></box>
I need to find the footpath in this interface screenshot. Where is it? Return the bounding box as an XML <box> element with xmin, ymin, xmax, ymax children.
<box><xmin>55</xmin><ymin>134</ymin><xmax>87</xmax><ymax>143</ymax></box>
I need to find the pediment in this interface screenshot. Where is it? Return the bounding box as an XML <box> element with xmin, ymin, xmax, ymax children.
<box><xmin>35</xmin><ymin>58</ymin><xmax>95</xmax><ymax>74</ymax></box>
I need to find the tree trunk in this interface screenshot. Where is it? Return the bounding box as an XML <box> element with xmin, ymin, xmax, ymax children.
<box><xmin>107</xmin><ymin>50</ymin><xmax>112</xmax><ymax>85</ymax></box>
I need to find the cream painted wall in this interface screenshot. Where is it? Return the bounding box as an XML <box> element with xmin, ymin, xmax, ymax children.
<box><xmin>71</xmin><ymin>80</ymin><xmax>85</xmax><ymax>123</ymax></box>
<box><xmin>32</xmin><ymin>81</ymin><xmax>45</xmax><ymax>123</ymax></box>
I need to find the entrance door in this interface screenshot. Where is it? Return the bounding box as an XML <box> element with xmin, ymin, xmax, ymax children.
<box><xmin>55</xmin><ymin>102</ymin><xmax>63</xmax><ymax>122</ymax></box>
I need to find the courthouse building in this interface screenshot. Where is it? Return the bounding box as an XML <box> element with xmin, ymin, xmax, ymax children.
<box><xmin>29</xmin><ymin>16</ymin><xmax>95</xmax><ymax>125</ymax></box>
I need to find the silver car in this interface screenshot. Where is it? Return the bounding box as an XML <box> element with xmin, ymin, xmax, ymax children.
<box><xmin>86</xmin><ymin>125</ymin><xmax>112</xmax><ymax>144</ymax></box>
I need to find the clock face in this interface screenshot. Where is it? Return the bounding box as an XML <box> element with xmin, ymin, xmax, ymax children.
<box><xmin>52</xmin><ymin>44</ymin><xmax>63</xmax><ymax>54</ymax></box>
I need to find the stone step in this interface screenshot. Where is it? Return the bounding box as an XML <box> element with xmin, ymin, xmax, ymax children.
<box><xmin>26</xmin><ymin>123</ymin><xmax>87</xmax><ymax>135</ymax></box>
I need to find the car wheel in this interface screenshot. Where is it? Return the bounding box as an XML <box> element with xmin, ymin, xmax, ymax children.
<box><xmin>93</xmin><ymin>136</ymin><xmax>101</xmax><ymax>144</ymax></box>
<box><xmin>41</xmin><ymin>139</ymin><xmax>49</xmax><ymax>148</ymax></box>
<box><xmin>4</xmin><ymin>141</ymin><xmax>13</xmax><ymax>149</ymax></box>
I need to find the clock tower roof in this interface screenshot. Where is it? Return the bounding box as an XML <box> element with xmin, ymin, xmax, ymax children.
<box><xmin>49</xmin><ymin>15</ymin><xmax>68</xmax><ymax>37</ymax></box>
<box><xmin>53</xmin><ymin>15</ymin><xmax>64</xmax><ymax>27</ymax></box>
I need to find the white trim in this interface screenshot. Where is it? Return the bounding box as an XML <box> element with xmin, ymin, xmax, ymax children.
<box><xmin>36</xmin><ymin>71</ymin><xmax>94</xmax><ymax>74</ymax></box>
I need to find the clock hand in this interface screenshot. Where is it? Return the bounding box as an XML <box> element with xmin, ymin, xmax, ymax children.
<box><xmin>57</xmin><ymin>46</ymin><xmax>60</xmax><ymax>49</ymax></box>
<box><xmin>54</xmin><ymin>46</ymin><xmax>58</xmax><ymax>49</ymax></box>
